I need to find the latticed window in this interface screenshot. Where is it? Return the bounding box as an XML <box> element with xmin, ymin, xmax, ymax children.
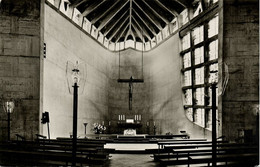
<box><xmin>194</xmin><ymin>108</ymin><xmax>205</xmax><ymax>126</ymax></box>
<box><xmin>181</xmin><ymin>33</ymin><xmax>191</xmax><ymax>51</ymax></box>
<box><xmin>185</xmin><ymin>108</ymin><xmax>193</xmax><ymax>122</ymax></box>
<box><xmin>184</xmin><ymin>89</ymin><xmax>192</xmax><ymax>105</ymax></box>
<box><xmin>209</xmin><ymin>40</ymin><xmax>218</xmax><ymax>60</ymax></box>
<box><xmin>209</xmin><ymin>63</ymin><xmax>218</xmax><ymax>83</ymax></box>
<box><xmin>183</xmin><ymin>52</ymin><xmax>191</xmax><ymax>68</ymax></box>
<box><xmin>184</xmin><ymin>71</ymin><xmax>192</xmax><ymax>86</ymax></box>
<box><xmin>181</xmin><ymin>14</ymin><xmax>219</xmax><ymax>129</ymax></box>
<box><xmin>195</xmin><ymin>88</ymin><xmax>205</xmax><ymax>105</ymax></box>
<box><xmin>208</xmin><ymin>16</ymin><xmax>219</xmax><ymax>38</ymax></box>
<box><xmin>195</xmin><ymin>67</ymin><xmax>204</xmax><ymax>85</ymax></box>
<box><xmin>192</xmin><ymin>25</ymin><xmax>204</xmax><ymax>45</ymax></box>
<box><xmin>194</xmin><ymin>47</ymin><xmax>204</xmax><ymax>65</ymax></box>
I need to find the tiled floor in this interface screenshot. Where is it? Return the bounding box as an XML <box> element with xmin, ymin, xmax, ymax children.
<box><xmin>107</xmin><ymin>154</ymin><xmax>160</xmax><ymax>167</ymax></box>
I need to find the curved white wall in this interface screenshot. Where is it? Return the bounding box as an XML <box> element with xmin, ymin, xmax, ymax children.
<box><xmin>144</xmin><ymin>33</ymin><xmax>211</xmax><ymax>139</ymax></box>
<box><xmin>43</xmin><ymin>4</ymin><xmax>115</xmax><ymax>138</ymax></box>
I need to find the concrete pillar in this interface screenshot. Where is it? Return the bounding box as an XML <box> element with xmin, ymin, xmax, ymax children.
<box><xmin>219</xmin><ymin>0</ymin><xmax>259</xmax><ymax>142</ymax></box>
<box><xmin>0</xmin><ymin>0</ymin><xmax>43</xmax><ymax>141</ymax></box>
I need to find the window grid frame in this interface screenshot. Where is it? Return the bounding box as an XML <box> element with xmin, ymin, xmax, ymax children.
<box><xmin>181</xmin><ymin>15</ymin><xmax>218</xmax><ymax>128</ymax></box>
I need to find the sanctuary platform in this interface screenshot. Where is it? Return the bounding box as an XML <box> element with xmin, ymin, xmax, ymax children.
<box><xmin>104</xmin><ymin>143</ymin><xmax>158</xmax><ymax>154</ymax></box>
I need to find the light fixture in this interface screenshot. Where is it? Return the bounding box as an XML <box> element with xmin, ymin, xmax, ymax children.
<box><xmin>3</xmin><ymin>101</ymin><xmax>15</xmax><ymax>114</ymax></box>
<box><xmin>66</xmin><ymin>61</ymin><xmax>86</xmax><ymax>94</ymax></box>
<box><xmin>3</xmin><ymin>100</ymin><xmax>15</xmax><ymax>141</ymax></box>
<box><xmin>66</xmin><ymin>61</ymin><xmax>86</xmax><ymax>166</ymax></box>
<box><xmin>210</xmin><ymin>70</ymin><xmax>218</xmax><ymax>83</ymax></box>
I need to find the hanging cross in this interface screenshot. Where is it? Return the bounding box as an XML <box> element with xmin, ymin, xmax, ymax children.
<box><xmin>118</xmin><ymin>76</ymin><xmax>144</xmax><ymax>110</ymax></box>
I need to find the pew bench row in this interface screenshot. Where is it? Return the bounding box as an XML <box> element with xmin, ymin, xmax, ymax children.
<box><xmin>150</xmin><ymin>139</ymin><xmax>258</xmax><ymax>166</ymax></box>
<box><xmin>0</xmin><ymin>138</ymin><xmax>114</xmax><ymax>166</ymax></box>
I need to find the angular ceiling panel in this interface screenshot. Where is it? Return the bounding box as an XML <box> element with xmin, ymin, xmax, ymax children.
<box><xmin>67</xmin><ymin>0</ymin><xmax>190</xmax><ymax>50</ymax></box>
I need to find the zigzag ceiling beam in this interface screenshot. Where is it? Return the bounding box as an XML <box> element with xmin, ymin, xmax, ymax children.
<box><xmin>81</xmin><ymin>0</ymin><xmax>106</xmax><ymax>17</ymax></box>
<box><xmin>155</xmin><ymin>0</ymin><xmax>178</xmax><ymax>18</ymax></box>
<box><xmin>131</xmin><ymin>24</ymin><xmax>145</xmax><ymax>43</ymax></box>
<box><xmin>103</xmin><ymin>9</ymin><xmax>129</xmax><ymax>36</ymax></box>
<box><xmin>97</xmin><ymin>0</ymin><xmax>129</xmax><ymax>31</ymax></box>
<box><xmin>69</xmin><ymin>0</ymin><xmax>87</xmax><ymax>7</ymax></box>
<box><xmin>142</xmin><ymin>0</ymin><xmax>169</xmax><ymax>24</ymax></box>
<box><xmin>91</xmin><ymin>0</ymin><xmax>121</xmax><ymax>24</ymax></box>
<box><xmin>133</xmin><ymin>0</ymin><xmax>162</xmax><ymax>30</ymax></box>
<box><xmin>129</xmin><ymin>0</ymin><xmax>132</xmax><ymax>31</ymax></box>
<box><xmin>132</xmin><ymin>8</ymin><xmax>157</xmax><ymax>36</ymax></box>
<box><xmin>115</xmin><ymin>24</ymin><xmax>130</xmax><ymax>43</ymax></box>
<box><xmin>132</xmin><ymin>16</ymin><xmax>151</xmax><ymax>40</ymax></box>
<box><xmin>175</xmin><ymin>0</ymin><xmax>190</xmax><ymax>8</ymax></box>
<box><xmin>108</xmin><ymin>16</ymin><xmax>129</xmax><ymax>41</ymax></box>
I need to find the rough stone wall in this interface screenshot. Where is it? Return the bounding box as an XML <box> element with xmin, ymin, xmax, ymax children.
<box><xmin>43</xmin><ymin>4</ymin><xmax>114</xmax><ymax>138</ymax></box>
<box><xmin>219</xmin><ymin>0</ymin><xmax>259</xmax><ymax>142</ymax></box>
<box><xmin>0</xmin><ymin>0</ymin><xmax>42</xmax><ymax>141</ymax></box>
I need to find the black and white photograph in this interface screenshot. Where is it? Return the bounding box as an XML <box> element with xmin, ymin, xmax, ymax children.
<box><xmin>0</xmin><ymin>0</ymin><xmax>259</xmax><ymax>166</ymax></box>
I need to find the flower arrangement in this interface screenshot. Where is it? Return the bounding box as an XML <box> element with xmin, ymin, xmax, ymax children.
<box><xmin>92</xmin><ymin>123</ymin><xmax>106</xmax><ymax>134</ymax></box>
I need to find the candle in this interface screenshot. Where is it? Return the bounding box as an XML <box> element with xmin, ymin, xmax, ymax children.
<box><xmin>102</xmin><ymin>121</ymin><xmax>104</xmax><ymax>125</ymax></box>
<box><xmin>154</xmin><ymin>121</ymin><xmax>155</xmax><ymax>126</ymax></box>
<box><xmin>109</xmin><ymin>121</ymin><xmax>111</xmax><ymax>126</ymax></box>
<box><xmin>147</xmin><ymin>122</ymin><xmax>149</xmax><ymax>126</ymax></box>
<box><xmin>119</xmin><ymin>115</ymin><xmax>120</xmax><ymax>120</ymax></box>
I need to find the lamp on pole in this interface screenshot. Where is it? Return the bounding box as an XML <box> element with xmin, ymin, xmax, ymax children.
<box><xmin>72</xmin><ymin>67</ymin><xmax>79</xmax><ymax>166</ymax></box>
<box><xmin>66</xmin><ymin>61</ymin><xmax>86</xmax><ymax>166</ymax></box>
<box><xmin>210</xmin><ymin>70</ymin><xmax>218</xmax><ymax>167</ymax></box>
<box><xmin>3</xmin><ymin>101</ymin><xmax>15</xmax><ymax>141</ymax></box>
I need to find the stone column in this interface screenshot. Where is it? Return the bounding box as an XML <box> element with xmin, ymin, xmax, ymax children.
<box><xmin>0</xmin><ymin>0</ymin><xmax>43</xmax><ymax>141</ymax></box>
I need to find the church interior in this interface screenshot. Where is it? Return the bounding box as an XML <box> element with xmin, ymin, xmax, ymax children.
<box><xmin>0</xmin><ymin>0</ymin><xmax>259</xmax><ymax>166</ymax></box>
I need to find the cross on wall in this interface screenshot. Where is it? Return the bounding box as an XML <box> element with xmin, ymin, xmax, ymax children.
<box><xmin>118</xmin><ymin>76</ymin><xmax>144</xmax><ymax>110</ymax></box>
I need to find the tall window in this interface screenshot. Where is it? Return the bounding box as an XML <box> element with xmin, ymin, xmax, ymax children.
<box><xmin>181</xmin><ymin>15</ymin><xmax>219</xmax><ymax>130</ymax></box>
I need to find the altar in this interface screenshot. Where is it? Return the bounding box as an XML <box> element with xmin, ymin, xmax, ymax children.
<box><xmin>116</xmin><ymin>129</ymin><xmax>146</xmax><ymax>139</ymax></box>
<box><xmin>117</xmin><ymin>122</ymin><xmax>142</xmax><ymax>129</ymax></box>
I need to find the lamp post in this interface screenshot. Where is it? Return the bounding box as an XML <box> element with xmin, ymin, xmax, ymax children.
<box><xmin>83</xmin><ymin>123</ymin><xmax>88</xmax><ymax>138</ymax></box>
<box><xmin>212</xmin><ymin>83</ymin><xmax>217</xmax><ymax>167</ymax></box>
<box><xmin>3</xmin><ymin>101</ymin><xmax>15</xmax><ymax>141</ymax></box>
<box><xmin>210</xmin><ymin>70</ymin><xmax>218</xmax><ymax>167</ymax></box>
<box><xmin>153</xmin><ymin>122</ymin><xmax>156</xmax><ymax>135</ymax></box>
<box><xmin>66</xmin><ymin>61</ymin><xmax>86</xmax><ymax>166</ymax></box>
<box><xmin>72</xmin><ymin>67</ymin><xmax>80</xmax><ymax>166</ymax></box>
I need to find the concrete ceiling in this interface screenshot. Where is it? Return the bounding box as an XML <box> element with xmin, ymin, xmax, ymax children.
<box><xmin>68</xmin><ymin>0</ymin><xmax>189</xmax><ymax>44</ymax></box>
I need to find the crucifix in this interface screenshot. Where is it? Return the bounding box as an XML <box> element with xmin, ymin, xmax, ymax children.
<box><xmin>118</xmin><ymin>76</ymin><xmax>144</xmax><ymax>110</ymax></box>
<box><xmin>117</xmin><ymin>28</ymin><xmax>144</xmax><ymax>110</ymax></box>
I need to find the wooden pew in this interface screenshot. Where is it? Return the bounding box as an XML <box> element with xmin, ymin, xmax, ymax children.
<box><xmin>15</xmin><ymin>134</ymin><xmax>25</xmax><ymax>141</ymax></box>
<box><xmin>154</xmin><ymin>146</ymin><xmax>258</xmax><ymax>161</ymax></box>
<box><xmin>156</xmin><ymin>140</ymin><xmax>258</xmax><ymax>167</ymax></box>
<box><xmin>159</xmin><ymin>153</ymin><xmax>258</xmax><ymax>166</ymax></box>
<box><xmin>149</xmin><ymin>138</ymin><xmax>207</xmax><ymax>144</ymax></box>
<box><xmin>0</xmin><ymin>148</ymin><xmax>107</xmax><ymax>166</ymax></box>
<box><xmin>146</xmin><ymin>138</ymin><xmax>208</xmax><ymax>153</ymax></box>
<box><xmin>158</xmin><ymin>140</ymin><xmax>227</xmax><ymax>149</ymax></box>
<box><xmin>146</xmin><ymin>134</ymin><xmax>189</xmax><ymax>139</ymax></box>
<box><xmin>35</xmin><ymin>134</ymin><xmax>47</xmax><ymax>139</ymax></box>
<box><xmin>162</xmin><ymin>142</ymin><xmax>256</xmax><ymax>160</ymax></box>
<box><xmin>0</xmin><ymin>139</ymin><xmax>113</xmax><ymax>166</ymax></box>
